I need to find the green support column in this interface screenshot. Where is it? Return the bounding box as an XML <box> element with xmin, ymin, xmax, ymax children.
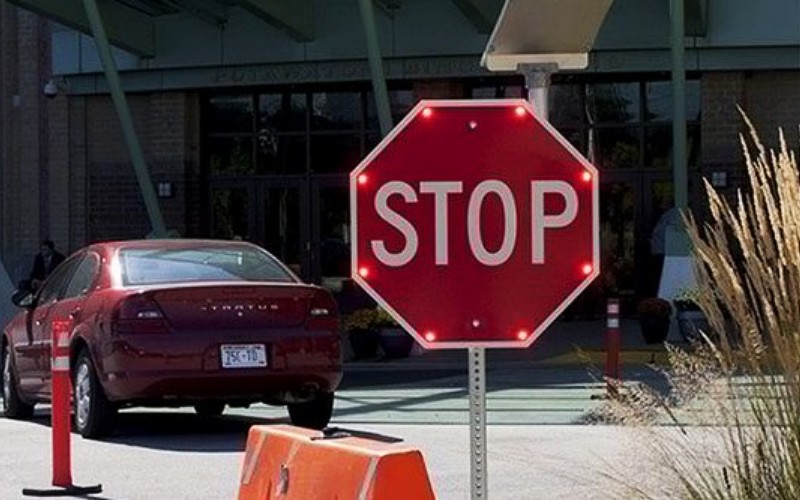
<box><xmin>671</xmin><ymin>0</ymin><xmax>688</xmax><ymax>213</ymax></box>
<box><xmin>357</xmin><ymin>0</ymin><xmax>393</xmax><ymax>137</ymax></box>
<box><xmin>81</xmin><ymin>0</ymin><xmax>168</xmax><ymax>238</ymax></box>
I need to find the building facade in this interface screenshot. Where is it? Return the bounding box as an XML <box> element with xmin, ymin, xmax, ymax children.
<box><xmin>0</xmin><ymin>0</ymin><xmax>798</xmax><ymax>313</ymax></box>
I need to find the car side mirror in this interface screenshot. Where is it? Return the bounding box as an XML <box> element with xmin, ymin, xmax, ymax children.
<box><xmin>11</xmin><ymin>290</ymin><xmax>34</xmax><ymax>309</ymax></box>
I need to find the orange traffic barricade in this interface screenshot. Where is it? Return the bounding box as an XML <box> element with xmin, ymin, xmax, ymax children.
<box><xmin>237</xmin><ymin>425</ymin><xmax>436</xmax><ymax>500</ymax></box>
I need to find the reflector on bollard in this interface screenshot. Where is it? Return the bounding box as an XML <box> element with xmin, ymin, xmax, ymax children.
<box><xmin>22</xmin><ymin>319</ymin><xmax>102</xmax><ymax>497</ymax></box>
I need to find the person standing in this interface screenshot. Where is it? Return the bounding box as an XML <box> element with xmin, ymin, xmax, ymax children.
<box><xmin>29</xmin><ymin>239</ymin><xmax>65</xmax><ymax>290</ymax></box>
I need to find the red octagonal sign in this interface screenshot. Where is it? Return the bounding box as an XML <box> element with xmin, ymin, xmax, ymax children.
<box><xmin>350</xmin><ymin>100</ymin><xmax>599</xmax><ymax>349</ymax></box>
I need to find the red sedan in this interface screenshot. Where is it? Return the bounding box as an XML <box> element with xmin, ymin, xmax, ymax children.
<box><xmin>2</xmin><ymin>240</ymin><xmax>342</xmax><ymax>438</ymax></box>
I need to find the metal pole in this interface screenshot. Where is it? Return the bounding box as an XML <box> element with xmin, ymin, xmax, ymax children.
<box><xmin>357</xmin><ymin>0</ymin><xmax>393</xmax><ymax>137</ymax></box>
<box><xmin>469</xmin><ymin>347</ymin><xmax>487</xmax><ymax>499</ymax></box>
<box><xmin>670</xmin><ymin>0</ymin><xmax>688</xmax><ymax>212</ymax></box>
<box><xmin>520</xmin><ymin>63</ymin><xmax>557</xmax><ymax>121</ymax></box>
<box><xmin>81</xmin><ymin>0</ymin><xmax>168</xmax><ymax>238</ymax></box>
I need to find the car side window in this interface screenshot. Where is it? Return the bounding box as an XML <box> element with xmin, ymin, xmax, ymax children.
<box><xmin>63</xmin><ymin>253</ymin><xmax>100</xmax><ymax>299</ymax></box>
<box><xmin>36</xmin><ymin>256</ymin><xmax>81</xmax><ymax>305</ymax></box>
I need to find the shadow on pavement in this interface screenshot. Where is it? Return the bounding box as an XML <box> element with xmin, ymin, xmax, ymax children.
<box><xmin>17</xmin><ymin>410</ymin><xmax>279</xmax><ymax>453</ymax></box>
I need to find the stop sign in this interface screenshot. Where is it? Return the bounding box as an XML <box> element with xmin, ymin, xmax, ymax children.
<box><xmin>350</xmin><ymin>100</ymin><xmax>599</xmax><ymax>349</ymax></box>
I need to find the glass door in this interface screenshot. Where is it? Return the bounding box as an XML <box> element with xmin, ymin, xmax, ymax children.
<box><xmin>310</xmin><ymin>176</ymin><xmax>350</xmax><ymax>288</ymax></box>
<box><xmin>593</xmin><ymin>172</ymin><xmax>640</xmax><ymax>316</ymax></box>
<box><xmin>260</xmin><ymin>179</ymin><xmax>309</xmax><ymax>280</ymax></box>
<box><xmin>209</xmin><ymin>180</ymin><xmax>257</xmax><ymax>242</ymax></box>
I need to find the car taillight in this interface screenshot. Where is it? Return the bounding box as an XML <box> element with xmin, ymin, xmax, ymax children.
<box><xmin>307</xmin><ymin>291</ymin><xmax>338</xmax><ymax>329</ymax></box>
<box><xmin>113</xmin><ymin>294</ymin><xmax>169</xmax><ymax>334</ymax></box>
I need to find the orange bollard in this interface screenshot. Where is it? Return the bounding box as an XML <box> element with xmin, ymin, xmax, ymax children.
<box><xmin>238</xmin><ymin>425</ymin><xmax>436</xmax><ymax>500</ymax></box>
<box><xmin>22</xmin><ymin>319</ymin><xmax>102</xmax><ymax>497</ymax></box>
<box><xmin>605</xmin><ymin>298</ymin><xmax>621</xmax><ymax>398</ymax></box>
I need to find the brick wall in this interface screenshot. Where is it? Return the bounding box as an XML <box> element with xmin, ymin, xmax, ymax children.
<box><xmin>698</xmin><ymin>72</ymin><xmax>746</xmax><ymax>210</ymax></box>
<box><xmin>697</xmin><ymin>71</ymin><xmax>800</xmax><ymax>210</ymax></box>
<box><xmin>745</xmin><ymin>71</ymin><xmax>800</xmax><ymax>149</ymax></box>
<box><xmin>84</xmin><ymin>92</ymin><xmax>198</xmax><ymax>242</ymax></box>
<box><xmin>0</xmin><ymin>6</ymin><xmax>55</xmax><ymax>283</ymax></box>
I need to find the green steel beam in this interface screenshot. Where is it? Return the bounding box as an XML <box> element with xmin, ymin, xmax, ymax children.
<box><xmin>358</xmin><ymin>0</ymin><xmax>392</xmax><ymax>136</ymax></box>
<box><xmin>450</xmin><ymin>0</ymin><xmax>502</xmax><ymax>34</ymax></box>
<box><xmin>671</xmin><ymin>0</ymin><xmax>688</xmax><ymax>213</ymax></box>
<box><xmin>372</xmin><ymin>0</ymin><xmax>401</xmax><ymax>18</ymax></box>
<box><xmin>7</xmin><ymin>0</ymin><xmax>154</xmax><ymax>57</ymax></box>
<box><xmin>81</xmin><ymin>0</ymin><xmax>168</xmax><ymax>238</ymax></box>
<box><xmin>235</xmin><ymin>0</ymin><xmax>313</xmax><ymax>41</ymax></box>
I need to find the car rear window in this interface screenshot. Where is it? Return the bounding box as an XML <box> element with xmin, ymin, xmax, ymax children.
<box><xmin>119</xmin><ymin>245</ymin><xmax>295</xmax><ymax>286</ymax></box>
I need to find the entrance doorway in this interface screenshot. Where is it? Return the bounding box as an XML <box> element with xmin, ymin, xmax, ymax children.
<box><xmin>209</xmin><ymin>175</ymin><xmax>351</xmax><ymax>286</ymax></box>
<box><xmin>598</xmin><ymin>171</ymin><xmax>676</xmax><ymax>314</ymax></box>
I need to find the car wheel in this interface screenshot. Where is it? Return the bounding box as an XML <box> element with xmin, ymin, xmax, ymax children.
<box><xmin>2</xmin><ymin>347</ymin><xmax>34</xmax><ymax>419</ymax></box>
<box><xmin>193</xmin><ymin>402</ymin><xmax>225</xmax><ymax>417</ymax></box>
<box><xmin>287</xmin><ymin>392</ymin><xmax>334</xmax><ymax>430</ymax></box>
<box><xmin>73</xmin><ymin>350</ymin><xmax>116</xmax><ymax>439</ymax></box>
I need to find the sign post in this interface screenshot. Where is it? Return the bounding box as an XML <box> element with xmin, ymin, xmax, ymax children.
<box><xmin>351</xmin><ymin>100</ymin><xmax>600</xmax><ymax>497</ymax></box>
<box><xmin>469</xmin><ymin>347</ymin><xmax>487</xmax><ymax>499</ymax></box>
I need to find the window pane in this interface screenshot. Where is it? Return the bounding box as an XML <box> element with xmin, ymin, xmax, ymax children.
<box><xmin>645</xmin><ymin>126</ymin><xmax>701</xmax><ymax>169</ymax></box>
<box><xmin>645</xmin><ymin>82</ymin><xmax>671</xmax><ymax>122</ymax></box>
<box><xmin>471</xmin><ymin>87</ymin><xmax>498</xmax><ymax>99</ymax></box>
<box><xmin>264</xmin><ymin>188</ymin><xmax>301</xmax><ymax>271</ymax></box>
<box><xmin>259</xmin><ymin>93</ymin><xmax>306</xmax><ymax>132</ymax></box>
<box><xmin>257</xmin><ymin>131</ymin><xmax>306</xmax><ymax>174</ymax></box>
<box><xmin>207</xmin><ymin>136</ymin><xmax>254</xmax><ymax>174</ymax></box>
<box><xmin>312</xmin><ymin>93</ymin><xmax>360</xmax><ymax>130</ymax></box>
<box><xmin>64</xmin><ymin>254</ymin><xmax>99</xmax><ymax>299</ymax></box>
<box><xmin>587</xmin><ymin>83</ymin><xmax>640</xmax><ymax>124</ymax></box>
<box><xmin>319</xmin><ymin>187</ymin><xmax>351</xmax><ymax>279</ymax></box>
<box><xmin>554</xmin><ymin>127</ymin><xmax>586</xmax><ymax>154</ymax></box>
<box><xmin>206</xmin><ymin>95</ymin><xmax>253</xmax><ymax>134</ymax></box>
<box><xmin>645</xmin><ymin>127</ymin><xmax>672</xmax><ymax>168</ymax></box>
<box><xmin>310</xmin><ymin>135</ymin><xmax>362</xmax><ymax>173</ymax></box>
<box><xmin>549</xmin><ymin>84</ymin><xmax>585</xmax><ymax>126</ymax></box>
<box><xmin>366</xmin><ymin>133</ymin><xmax>382</xmax><ymax>154</ymax></box>
<box><xmin>594</xmin><ymin>128</ymin><xmax>641</xmax><ymax>169</ymax></box>
<box><xmin>686</xmin><ymin>80</ymin><xmax>700</xmax><ymax>122</ymax></box>
<box><xmin>366</xmin><ymin>90</ymin><xmax>417</xmax><ymax>130</ymax></box>
<box><xmin>212</xmin><ymin>188</ymin><xmax>250</xmax><ymax>240</ymax></box>
<box><xmin>500</xmin><ymin>85</ymin><xmax>524</xmax><ymax>98</ymax></box>
<box><xmin>645</xmin><ymin>80</ymin><xmax>701</xmax><ymax>122</ymax></box>
<box><xmin>120</xmin><ymin>245</ymin><xmax>293</xmax><ymax>286</ymax></box>
<box><xmin>37</xmin><ymin>259</ymin><xmax>78</xmax><ymax>303</ymax></box>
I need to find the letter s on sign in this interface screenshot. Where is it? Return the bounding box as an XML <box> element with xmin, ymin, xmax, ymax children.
<box><xmin>371</xmin><ymin>181</ymin><xmax>419</xmax><ymax>267</ymax></box>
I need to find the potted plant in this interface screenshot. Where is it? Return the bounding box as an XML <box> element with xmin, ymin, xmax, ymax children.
<box><xmin>636</xmin><ymin>297</ymin><xmax>673</xmax><ymax>344</ymax></box>
<box><xmin>673</xmin><ymin>288</ymin><xmax>711</xmax><ymax>343</ymax></box>
<box><xmin>374</xmin><ymin>307</ymin><xmax>414</xmax><ymax>359</ymax></box>
<box><xmin>343</xmin><ymin>308</ymin><xmax>380</xmax><ymax>360</ymax></box>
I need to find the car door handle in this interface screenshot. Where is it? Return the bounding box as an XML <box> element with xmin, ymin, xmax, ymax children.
<box><xmin>69</xmin><ymin>309</ymin><xmax>81</xmax><ymax>319</ymax></box>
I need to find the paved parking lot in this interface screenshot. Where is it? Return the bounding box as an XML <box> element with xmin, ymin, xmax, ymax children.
<box><xmin>0</xmin><ymin>363</ymin><xmax>670</xmax><ymax>499</ymax></box>
<box><xmin>0</xmin><ymin>411</ymin><xmax>654</xmax><ymax>499</ymax></box>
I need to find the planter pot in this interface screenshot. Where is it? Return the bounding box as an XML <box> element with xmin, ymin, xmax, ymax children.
<box><xmin>639</xmin><ymin>316</ymin><xmax>670</xmax><ymax>344</ymax></box>
<box><xmin>378</xmin><ymin>328</ymin><xmax>414</xmax><ymax>359</ymax></box>
<box><xmin>676</xmin><ymin>310</ymin><xmax>711</xmax><ymax>343</ymax></box>
<box><xmin>348</xmin><ymin>328</ymin><xmax>380</xmax><ymax>360</ymax></box>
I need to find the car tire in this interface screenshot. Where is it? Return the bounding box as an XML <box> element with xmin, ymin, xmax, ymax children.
<box><xmin>287</xmin><ymin>392</ymin><xmax>334</xmax><ymax>430</ymax></box>
<box><xmin>194</xmin><ymin>402</ymin><xmax>225</xmax><ymax>417</ymax></box>
<box><xmin>2</xmin><ymin>347</ymin><xmax>34</xmax><ymax>420</ymax></box>
<box><xmin>73</xmin><ymin>350</ymin><xmax>116</xmax><ymax>439</ymax></box>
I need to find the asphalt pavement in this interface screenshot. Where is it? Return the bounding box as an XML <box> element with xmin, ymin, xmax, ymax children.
<box><xmin>0</xmin><ymin>319</ymin><xmax>678</xmax><ymax>498</ymax></box>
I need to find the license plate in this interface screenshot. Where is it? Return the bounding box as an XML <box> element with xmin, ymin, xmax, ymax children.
<box><xmin>220</xmin><ymin>344</ymin><xmax>267</xmax><ymax>369</ymax></box>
